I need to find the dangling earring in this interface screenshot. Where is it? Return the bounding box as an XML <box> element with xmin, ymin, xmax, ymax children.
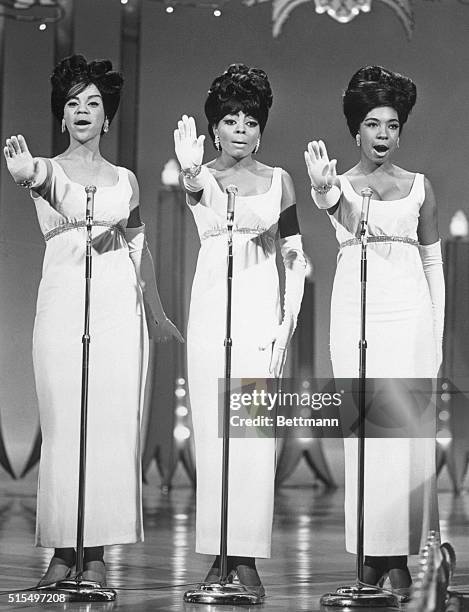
<box><xmin>103</xmin><ymin>118</ymin><xmax>109</xmax><ymax>134</ymax></box>
<box><xmin>214</xmin><ymin>134</ymin><xmax>221</xmax><ymax>151</ymax></box>
<box><xmin>254</xmin><ymin>137</ymin><xmax>260</xmax><ymax>154</ymax></box>
<box><xmin>356</xmin><ymin>134</ymin><xmax>361</xmax><ymax>147</ymax></box>
<box><xmin>61</xmin><ymin>119</ymin><xmax>66</xmax><ymax>134</ymax></box>
<box><xmin>397</xmin><ymin>137</ymin><xmax>400</xmax><ymax>149</ymax></box>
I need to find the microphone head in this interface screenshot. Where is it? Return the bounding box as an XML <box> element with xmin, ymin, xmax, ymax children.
<box><xmin>225</xmin><ymin>184</ymin><xmax>238</xmax><ymax>196</ymax></box>
<box><xmin>361</xmin><ymin>187</ymin><xmax>373</xmax><ymax>198</ymax></box>
<box><xmin>85</xmin><ymin>185</ymin><xmax>97</xmax><ymax>194</ymax></box>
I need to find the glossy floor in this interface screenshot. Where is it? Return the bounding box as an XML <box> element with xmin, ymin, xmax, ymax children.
<box><xmin>0</xmin><ymin>475</ymin><xmax>468</xmax><ymax>611</ymax></box>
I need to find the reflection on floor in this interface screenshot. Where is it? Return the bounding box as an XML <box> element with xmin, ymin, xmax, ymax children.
<box><xmin>0</xmin><ymin>473</ymin><xmax>468</xmax><ymax>611</ymax></box>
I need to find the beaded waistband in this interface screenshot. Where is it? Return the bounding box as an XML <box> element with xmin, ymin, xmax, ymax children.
<box><xmin>201</xmin><ymin>227</ymin><xmax>266</xmax><ymax>241</ymax></box>
<box><xmin>44</xmin><ymin>220</ymin><xmax>125</xmax><ymax>242</ymax></box>
<box><xmin>339</xmin><ymin>235</ymin><xmax>419</xmax><ymax>249</ymax></box>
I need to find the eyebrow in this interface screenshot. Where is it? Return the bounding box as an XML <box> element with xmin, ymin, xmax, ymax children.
<box><xmin>67</xmin><ymin>94</ymin><xmax>102</xmax><ymax>101</ymax></box>
<box><xmin>365</xmin><ymin>117</ymin><xmax>400</xmax><ymax>122</ymax></box>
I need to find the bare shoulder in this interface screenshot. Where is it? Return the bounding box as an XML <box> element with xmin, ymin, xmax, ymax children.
<box><xmin>343</xmin><ymin>164</ymin><xmax>360</xmax><ymax>178</ymax></box>
<box><xmin>392</xmin><ymin>164</ymin><xmax>417</xmax><ymax>180</ymax></box>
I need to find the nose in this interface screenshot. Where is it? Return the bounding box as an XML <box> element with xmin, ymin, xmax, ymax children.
<box><xmin>377</xmin><ymin>124</ymin><xmax>388</xmax><ymax>139</ymax></box>
<box><xmin>235</xmin><ymin>120</ymin><xmax>246</xmax><ymax>133</ymax></box>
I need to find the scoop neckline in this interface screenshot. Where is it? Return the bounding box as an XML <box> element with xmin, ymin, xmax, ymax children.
<box><xmin>208</xmin><ymin>166</ymin><xmax>278</xmax><ymax>198</ymax></box>
<box><xmin>52</xmin><ymin>158</ymin><xmax>121</xmax><ymax>189</ymax></box>
<box><xmin>341</xmin><ymin>173</ymin><xmax>419</xmax><ymax>203</ymax></box>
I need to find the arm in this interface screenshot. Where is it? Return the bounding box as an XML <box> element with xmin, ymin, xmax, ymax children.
<box><xmin>125</xmin><ymin>170</ymin><xmax>184</xmax><ymax>343</ymax></box>
<box><xmin>417</xmin><ymin>176</ymin><xmax>444</xmax><ymax>371</ymax></box>
<box><xmin>263</xmin><ymin>170</ymin><xmax>306</xmax><ymax>377</ymax></box>
<box><xmin>304</xmin><ymin>140</ymin><xmax>341</xmax><ymax>212</ymax></box>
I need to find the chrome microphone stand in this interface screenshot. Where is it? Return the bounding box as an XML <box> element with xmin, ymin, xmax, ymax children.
<box><xmin>184</xmin><ymin>185</ymin><xmax>261</xmax><ymax>606</ymax></box>
<box><xmin>49</xmin><ymin>186</ymin><xmax>116</xmax><ymax>602</ymax></box>
<box><xmin>321</xmin><ymin>188</ymin><xmax>398</xmax><ymax>608</ymax></box>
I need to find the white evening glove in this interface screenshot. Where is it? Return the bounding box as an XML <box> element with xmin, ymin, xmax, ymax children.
<box><xmin>419</xmin><ymin>240</ymin><xmax>445</xmax><ymax>371</ymax></box>
<box><xmin>261</xmin><ymin>234</ymin><xmax>306</xmax><ymax>377</ymax></box>
<box><xmin>125</xmin><ymin>224</ymin><xmax>184</xmax><ymax>343</ymax></box>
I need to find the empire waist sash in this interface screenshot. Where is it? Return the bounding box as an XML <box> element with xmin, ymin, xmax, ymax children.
<box><xmin>44</xmin><ymin>220</ymin><xmax>126</xmax><ymax>242</ymax></box>
<box><xmin>201</xmin><ymin>227</ymin><xmax>266</xmax><ymax>241</ymax></box>
<box><xmin>339</xmin><ymin>235</ymin><xmax>419</xmax><ymax>249</ymax></box>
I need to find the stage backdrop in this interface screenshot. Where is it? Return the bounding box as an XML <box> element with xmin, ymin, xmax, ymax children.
<box><xmin>0</xmin><ymin>0</ymin><xmax>467</xmax><ymax>483</ymax></box>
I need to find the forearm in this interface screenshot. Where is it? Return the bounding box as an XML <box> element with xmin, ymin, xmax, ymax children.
<box><xmin>280</xmin><ymin>234</ymin><xmax>306</xmax><ymax>332</ymax></box>
<box><xmin>419</xmin><ymin>240</ymin><xmax>445</xmax><ymax>346</ymax></box>
<box><xmin>130</xmin><ymin>247</ymin><xmax>167</xmax><ymax>322</ymax></box>
<box><xmin>125</xmin><ymin>224</ymin><xmax>167</xmax><ymax>323</ymax></box>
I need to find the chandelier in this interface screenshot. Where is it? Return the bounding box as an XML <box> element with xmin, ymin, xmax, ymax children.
<box><xmin>243</xmin><ymin>0</ymin><xmax>415</xmax><ymax>38</ymax></box>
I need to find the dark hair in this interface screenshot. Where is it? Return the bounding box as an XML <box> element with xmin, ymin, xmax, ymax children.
<box><xmin>50</xmin><ymin>54</ymin><xmax>123</xmax><ymax>125</ymax></box>
<box><xmin>343</xmin><ymin>66</ymin><xmax>417</xmax><ymax>137</ymax></box>
<box><xmin>204</xmin><ymin>63</ymin><xmax>273</xmax><ymax>145</ymax></box>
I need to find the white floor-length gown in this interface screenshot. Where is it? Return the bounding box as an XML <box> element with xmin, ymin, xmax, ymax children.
<box><xmin>33</xmin><ymin>159</ymin><xmax>148</xmax><ymax>547</ymax></box>
<box><xmin>330</xmin><ymin>173</ymin><xmax>439</xmax><ymax>555</ymax></box>
<box><xmin>187</xmin><ymin>167</ymin><xmax>284</xmax><ymax>558</ymax></box>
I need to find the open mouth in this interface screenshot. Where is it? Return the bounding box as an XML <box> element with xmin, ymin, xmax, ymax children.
<box><xmin>373</xmin><ymin>145</ymin><xmax>389</xmax><ymax>154</ymax></box>
<box><xmin>75</xmin><ymin>120</ymin><xmax>91</xmax><ymax>126</ymax></box>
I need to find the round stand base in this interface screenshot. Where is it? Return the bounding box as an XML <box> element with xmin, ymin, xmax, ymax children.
<box><xmin>320</xmin><ymin>584</ymin><xmax>399</xmax><ymax>608</ymax></box>
<box><xmin>45</xmin><ymin>578</ymin><xmax>117</xmax><ymax>602</ymax></box>
<box><xmin>184</xmin><ymin>582</ymin><xmax>263</xmax><ymax>605</ymax></box>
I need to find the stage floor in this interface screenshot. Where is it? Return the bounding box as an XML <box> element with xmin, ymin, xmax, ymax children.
<box><xmin>0</xmin><ymin>474</ymin><xmax>468</xmax><ymax>611</ymax></box>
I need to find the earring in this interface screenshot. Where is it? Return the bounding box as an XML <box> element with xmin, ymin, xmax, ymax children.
<box><xmin>254</xmin><ymin>137</ymin><xmax>260</xmax><ymax>154</ymax></box>
<box><xmin>214</xmin><ymin>134</ymin><xmax>221</xmax><ymax>151</ymax></box>
<box><xmin>356</xmin><ymin>134</ymin><xmax>361</xmax><ymax>147</ymax></box>
<box><xmin>103</xmin><ymin>118</ymin><xmax>109</xmax><ymax>134</ymax></box>
<box><xmin>61</xmin><ymin>119</ymin><xmax>66</xmax><ymax>134</ymax></box>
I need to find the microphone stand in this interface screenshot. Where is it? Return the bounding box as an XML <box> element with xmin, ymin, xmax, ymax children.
<box><xmin>321</xmin><ymin>187</ymin><xmax>398</xmax><ymax>608</ymax></box>
<box><xmin>45</xmin><ymin>186</ymin><xmax>116</xmax><ymax>602</ymax></box>
<box><xmin>184</xmin><ymin>185</ymin><xmax>262</xmax><ymax>606</ymax></box>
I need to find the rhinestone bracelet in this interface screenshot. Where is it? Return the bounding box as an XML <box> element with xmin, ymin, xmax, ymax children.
<box><xmin>311</xmin><ymin>182</ymin><xmax>333</xmax><ymax>195</ymax></box>
<box><xmin>181</xmin><ymin>165</ymin><xmax>202</xmax><ymax>180</ymax></box>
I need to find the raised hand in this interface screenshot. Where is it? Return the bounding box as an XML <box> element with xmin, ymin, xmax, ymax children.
<box><xmin>173</xmin><ymin>115</ymin><xmax>205</xmax><ymax>170</ymax></box>
<box><xmin>304</xmin><ymin>140</ymin><xmax>337</xmax><ymax>188</ymax></box>
<box><xmin>3</xmin><ymin>135</ymin><xmax>36</xmax><ymax>184</ymax></box>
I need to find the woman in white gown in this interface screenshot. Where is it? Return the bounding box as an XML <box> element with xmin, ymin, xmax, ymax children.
<box><xmin>304</xmin><ymin>66</ymin><xmax>444</xmax><ymax>598</ymax></box>
<box><xmin>174</xmin><ymin>64</ymin><xmax>305</xmax><ymax>596</ymax></box>
<box><xmin>4</xmin><ymin>54</ymin><xmax>182</xmax><ymax>587</ymax></box>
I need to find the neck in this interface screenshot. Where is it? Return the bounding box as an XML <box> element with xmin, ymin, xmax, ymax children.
<box><xmin>216</xmin><ymin>151</ymin><xmax>255</xmax><ymax>171</ymax></box>
<box><xmin>357</xmin><ymin>155</ymin><xmax>394</xmax><ymax>176</ymax></box>
<box><xmin>63</xmin><ymin>138</ymin><xmax>102</xmax><ymax>163</ymax></box>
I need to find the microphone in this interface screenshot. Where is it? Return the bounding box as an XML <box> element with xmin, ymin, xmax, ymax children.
<box><xmin>360</xmin><ymin>187</ymin><xmax>373</xmax><ymax>236</ymax></box>
<box><xmin>85</xmin><ymin>185</ymin><xmax>97</xmax><ymax>226</ymax></box>
<box><xmin>225</xmin><ymin>184</ymin><xmax>238</xmax><ymax>225</ymax></box>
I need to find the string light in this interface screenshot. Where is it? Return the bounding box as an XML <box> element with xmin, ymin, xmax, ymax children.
<box><xmin>156</xmin><ymin>0</ymin><xmax>229</xmax><ymax>16</ymax></box>
<box><xmin>120</xmin><ymin>0</ymin><xmax>129</xmax><ymax>4</ymax></box>
<box><xmin>38</xmin><ymin>22</ymin><xmax>46</xmax><ymax>30</ymax></box>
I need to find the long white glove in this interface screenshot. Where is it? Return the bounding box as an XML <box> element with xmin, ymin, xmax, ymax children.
<box><xmin>261</xmin><ymin>234</ymin><xmax>306</xmax><ymax>377</ymax></box>
<box><xmin>419</xmin><ymin>240</ymin><xmax>445</xmax><ymax>371</ymax></box>
<box><xmin>125</xmin><ymin>224</ymin><xmax>183</xmax><ymax>343</ymax></box>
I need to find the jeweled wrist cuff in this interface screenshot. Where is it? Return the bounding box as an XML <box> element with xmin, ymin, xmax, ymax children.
<box><xmin>181</xmin><ymin>165</ymin><xmax>202</xmax><ymax>180</ymax></box>
<box><xmin>17</xmin><ymin>177</ymin><xmax>36</xmax><ymax>188</ymax></box>
<box><xmin>311</xmin><ymin>182</ymin><xmax>333</xmax><ymax>195</ymax></box>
